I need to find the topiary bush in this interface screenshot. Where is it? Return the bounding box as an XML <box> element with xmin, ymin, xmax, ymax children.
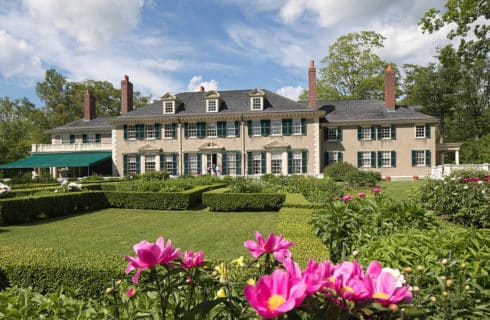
<box><xmin>203</xmin><ymin>187</ymin><xmax>285</xmax><ymax>211</ymax></box>
<box><xmin>345</xmin><ymin>170</ymin><xmax>382</xmax><ymax>187</ymax></box>
<box><xmin>323</xmin><ymin>162</ymin><xmax>358</xmax><ymax>182</ymax></box>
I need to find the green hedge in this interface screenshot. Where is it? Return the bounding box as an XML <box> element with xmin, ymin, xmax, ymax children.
<box><xmin>0</xmin><ymin>246</ymin><xmax>124</xmax><ymax>299</ymax></box>
<box><xmin>283</xmin><ymin>193</ymin><xmax>325</xmax><ymax>209</ymax></box>
<box><xmin>203</xmin><ymin>187</ymin><xmax>285</xmax><ymax>211</ymax></box>
<box><xmin>0</xmin><ymin>192</ymin><xmax>108</xmax><ymax>225</ymax></box>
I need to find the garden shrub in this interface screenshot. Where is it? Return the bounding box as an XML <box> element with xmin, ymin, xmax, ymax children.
<box><xmin>203</xmin><ymin>187</ymin><xmax>285</xmax><ymax>211</ymax></box>
<box><xmin>0</xmin><ymin>246</ymin><xmax>124</xmax><ymax>299</ymax></box>
<box><xmin>449</xmin><ymin>168</ymin><xmax>490</xmax><ymax>179</ymax></box>
<box><xmin>323</xmin><ymin>162</ymin><xmax>358</xmax><ymax>182</ymax></box>
<box><xmin>414</xmin><ymin>177</ymin><xmax>490</xmax><ymax>228</ymax></box>
<box><xmin>356</xmin><ymin>224</ymin><xmax>490</xmax><ymax>319</ymax></box>
<box><xmin>311</xmin><ymin>196</ymin><xmax>435</xmax><ymax>262</ymax></box>
<box><xmin>345</xmin><ymin>170</ymin><xmax>381</xmax><ymax>187</ymax></box>
<box><xmin>228</xmin><ymin>177</ymin><xmax>264</xmax><ymax>193</ymax></box>
<box><xmin>0</xmin><ymin>192</ymin><xmax>109</xmax><ymax>226</ymax></box>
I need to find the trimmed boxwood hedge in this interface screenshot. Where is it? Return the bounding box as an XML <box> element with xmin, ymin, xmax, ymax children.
<box><xmin>203</xmin><ymin>187</ymin><xmax>285</xmax><ymax>211</ymax></box>
<box><xmin>0</xmin><ymin>245</ymin><xmax>124</xmax><ymax>299</ymax></box>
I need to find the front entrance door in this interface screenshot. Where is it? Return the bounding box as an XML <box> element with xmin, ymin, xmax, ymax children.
<box><xmin>206</xmin><ymin>153</ymin><xmax>218</xmax><ymax>174</ymax></box>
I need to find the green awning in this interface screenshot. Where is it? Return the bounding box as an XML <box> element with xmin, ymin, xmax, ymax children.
<box><xmin>0</xmin><ymin>152</ymin><xmax>112</xmax><ymax>169</ymax></box>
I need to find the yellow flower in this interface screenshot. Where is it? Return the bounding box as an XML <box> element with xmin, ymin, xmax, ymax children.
<box><xmin>231</xmin><ymin>256</ymin><xmax>246</xmax><ymax>267</ymax></box>
<box><xmin>216</xmin><ymin>288</ymin><xmax>226</xmax><ymax>298</ymax></box>
<box><xmin>105</xmin><ymin>287</ymin><xmax>113</xmax><ymax>294</ymax></box>
<box><xmin>247</xmin><ymin>278</ymin><xmax>256</xmax><ymax>286</ymax></box>
<box><xmin>214</xmin><ymin>261</ymin><xmax>228</xmax><ymax>283</ymax></box>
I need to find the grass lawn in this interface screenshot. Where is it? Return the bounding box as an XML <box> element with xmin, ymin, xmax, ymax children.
<box><xmin>0</xmin><ymin>208</ymin><xmax>278</xmax><ymax>260</ymax></box>
<box><xmin>354</xmin><ymin>180</ymin><xmax>422</xmax><ymax>201</ymax></box>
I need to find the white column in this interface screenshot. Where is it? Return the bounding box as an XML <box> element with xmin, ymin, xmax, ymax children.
<box><xmin>441</xmin><ymin>152</ymin><xmax>445</xmax><ymax>165</ymax></box>
<box><xmin>455</xmin><ymin>150</ymin><xmax>460</xmax><ymax>165</ymax></box>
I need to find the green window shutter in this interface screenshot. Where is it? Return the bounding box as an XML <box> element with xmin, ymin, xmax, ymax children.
<box><xmin>377</xmin><ymin>126</ymin><xmax>382</xmax><ymax>140</ymax></box>
<box><xmin>95</xmin><ymin>134</ymin><xmax>101</xmax><ymax>143</ymax></box>
<box><xmin>282</xmin><ymin>119</ymin><xmax>292</xmax><ymax>136</ymax></box>
<box><xmin>425</xmin><ymin>124</ymin><xmax>431</xmax><ymax>138</ymax></box>
<box><xmin>357</xmin><ymin>152</ymin><xmax>362</xmax><ymax>168</ymax></box>
<box><xmin>184</xmin><ymin>123</ymin><xmax>189</xmax><ymax>138</ymax></box>
<box><xmin>70</xmin><ymin>135</ymin><xmax>75</xmax><ymax>144</ymax></box>
<box><xmin>82</xmin><ymin>134</ymin><xmax>88</xmax><ymax>143</ymax></box>
<box><xmin>391</xmin><ymin>125</ymin><xmax>396</xmax><ymax>140</ymax></box>
<box><xmin>197</xmin><ymin>153</ymin><xmax>202</xmax><ymax>174</ymax></box>
<box><xmin>371</xmin><ymin>126</ymin><xmax>376</xmax><ymax>140</ymax></box>
<box><xmin>261</xmin><ymin>120</ymin><xmax>270</xmax><ymax>136</ymax></box>
<box><xmin>287</xmin><ymin>151</ymin><xmax>293</xmax><ymax>174</ymax></box>
<box><xmin>184</xmin><ymin>153</ymin><xmax>189</xmax><ymax>175</ymax></box>
<box><xmin>411</xmin><ymin>150</ymin><xmax>417</xmax><ymax>167</ymax></box>
<box><xmin>357</xmin><ymin>127</ymin><xmax>362</xmax><ymax>140</ymax></box>
<box><xmin>217</xmin><ymin>122</ymin><xmax>227</xmax><ymax>137</ymax></box>
<box><xmin>172</xmin><ymin>154</ymin><xmax>177</xmax><ymax>176</ymax></box>
<box><xmin>247</xmin><ymin>121</ymin><xmax>252</xmax><ymax>137</ymax></box>
<box><xmin>391</xmin><ymin>151</ymin><xmax>396</xmax><ymax>167</ymax></box>
<box><xmin>172</xmin><ymin>123</ymin><xmax>177</xmax><ymax>139</ymax></box>
<box><xmin>261</xmin><ymin>151</ymin><xmax>266</xmax><ymax>174</ymax></box>
<box><xmin>123</xmin><ymin>125</ymin><xmax>128</xmax><ymax>140</ymax></box>
<box><xmin>135</xmin><ymin>155</ymin><xmax>141</xmax><ymax>174</ymax></box>
<box><xmin>337</xmin><ymin>128</ymin><xmax>343</xmax><ymax>141</ymax></box>
<box><xmin>377</xmin><ymin>151</ymin><xmax>382</xmax><ymax>168</ymax></box>
<box><xmin>155</xmin><ymin>123</ymin><xmax>161</xmax><ymax>140</ymax></box>
<box><xmin>136</xmin><ymin>125</ymin><xmax>144</xmax><ymax>140</ymax></box>
<box><xmin>234</xmin><ymin>121</ymin><xmax>240</xmax><ymax>137</ymax></box>
<box><xmin>236</xmin><ymin>152</ymin><xmax>241</xmax><ymax>175</ymax></box>
<box><xmin>159</xmin><ymin>153</ymin><xmax>164</xmax><ymax>170</ymax></box>
<box><xmin>247</xmin><ymin>152</ymin><xmax>252</xmax><ymax>175</ymax></box>
<box><xmin>222</xmin><ymin>152</ymin><xmax>228</xmax><ymax>175</ymax></box>
<box><xmin>371</xmin><ymin>151</ymin><xmax>376</xmax><ymax>168</ymax></box>
<box><xmin>324</xmin><ymin>128</ymin><xmax>328</xmax><ymax>141</ymax></box>
<box><xmin>123</xmin><ymin>155</ymin><xmax>128</xmax><ymax>175</ymax></box>
<box><xmin>197</xmin><ymin>122</ymin><xmax>206</xmax><ymax>138</ymax></box>
<box><xmin>302</xmin><ymin>151</ymin><xmax>308</xmax><ymax>173</ymax></box>
<box><xmin>338</xmin><ymin>152</ymin><xmax>343</xmax><ymax>162</ymax></box>
<box><xmin>324</xmin><ymin>152</ymin><xmax>329</xmax><ymax>166</ymax></box>
<box><xmin>301</xmin><ymin>119</ymin><xmax>307</xmax><ymax>135</ymax></box>
<box><xmin>425</xmin><ymin>150</ymin><xmax>431</xmax><ymax>167</ymax></box>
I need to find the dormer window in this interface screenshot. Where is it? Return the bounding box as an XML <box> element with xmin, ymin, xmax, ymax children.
<box><xmin>249</xmin><ymin>88</ymin><xmax>266</xmax><ymax>111</ymax></box>
<box><xmin>161</xmin><ymin>92</ymin><xmax>181</xmax><ymax>114</ymax></box>
<box><xmin>164</xmin><ymin>101</ymin><xmax>174</xmax><ymax>114</ymax></box>
<box><xmin>206</xmin><ymin>99</ymin><xmax>218</xmax><ymax>112</ymax></box>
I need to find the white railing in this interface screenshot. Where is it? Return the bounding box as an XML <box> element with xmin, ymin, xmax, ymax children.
<box><xmin>31</xmin><ymin>143</ymin><xmax>112</xmax><ymax>153</ymax></box>
<box><xmin>431</xmin><ymin>164</ymin><xmax>490</xmax><ymax>179</ymax></box>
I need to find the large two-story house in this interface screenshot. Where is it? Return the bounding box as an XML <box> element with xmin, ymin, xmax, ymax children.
<box><xmin>0</xmin><ymin>62</ymin><xmax>449</xmax><ymax>179</ymax></box>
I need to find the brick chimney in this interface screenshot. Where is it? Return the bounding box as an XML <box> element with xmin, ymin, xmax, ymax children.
<box><xmin>308</xmin><ymin>60</ymin><xmax>317</xmax><ymax>108</ymax></box>
<box><xmin>199</xmin><ymin>85</ymin><xmax>205</xmax><ymax>92</ymax></box>
<box><xmin>121</xmin><ymin>75</ymin><xmax>133</xmax><ymax>114</ymax></box>
<box><xmin>384</xmin><ymin>64</ymin><xmax>396</xmax><ymax>110</ymax></box>
<box><xmin>84</xmin><ymin>90</ymin><xmax>96</xmax><ymax>120</ymax></box>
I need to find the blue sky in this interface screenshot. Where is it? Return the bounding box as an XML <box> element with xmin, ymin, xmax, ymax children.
<box><xmin>0</xmin><ymin>0</ymin><xmax>450</xmax><ymax>106</ymax></box>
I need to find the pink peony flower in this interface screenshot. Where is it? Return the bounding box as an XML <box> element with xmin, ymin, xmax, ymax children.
<box><xmin>342</xmin><ymin>194</ymin><xmax>352</xmax><ymax>201</ymax></box>
<box><xmin>358</xmin><ymin>192</ymin><xmax>366</xmax><ymax>198</ymax></box>
<box><xmin>181</xmin><ymin>250</ymin><xmax>205</xmax><ymax>270</ymax></box>
<box><xmin>301</xmin><ymin>258</ymin><xmax>335</xmax><ymax>295</ymax></box>
<box><xmin>373</xmin><ymin>187</ymin><xmax>381</xmax><ymax>193</ymax></box>
<box><xmin>244</xmin><ymin>269</ymin><xmax>307</xmax><ymax>318</ymax></box>
<box><xmin>364</xmin><ymin>261</ymin><xmax>412</xmax><ymax>305</ymax></box>
<box><xmin>244</xmin><ymin>231</ymin><xmax>294</xmax><ymax>262</ymax></box>
<box><xmin>329</xmin><ymin>261</ymin><xmax>371</xmax><ymax>301</ymax></box>
<box><xmin>125</xmin><ymin>237</ymin><xmax>181</xmax><ymax>283</ymax></box>
<box><xmin>127</xmin><ymin>288</ymin><xmax>136</xmax><ymax>298</ymax></box>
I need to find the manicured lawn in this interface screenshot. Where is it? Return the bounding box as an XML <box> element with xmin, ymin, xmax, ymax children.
<box><xmin>355</xmin><ymin>180</ymin><xmax>422</xmax><ymax>201</ymax></box>
<box><xmin>0</xmin><ymin>208</ymin><xmax>278</xmax><ymax>260</ymax></box>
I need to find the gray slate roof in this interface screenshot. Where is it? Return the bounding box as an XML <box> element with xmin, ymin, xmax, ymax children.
<box><xmin>116</xmin><ymin>89</ymin><xmax>318</xmax><ymax>119</ymax></box>
<box><xmin>48</xmin><ymin>117</ymin><xmax>113</xmax><ymax>133</ymax></box>
<box><xmin>315</xmin><ymin>99</ymin><xmax>438</xmax><ymax>123</ymax></box>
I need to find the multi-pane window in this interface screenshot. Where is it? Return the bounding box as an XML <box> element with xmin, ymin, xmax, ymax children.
<box><xmin>381</xmin><ymin>151</ymin><xmax>391</xmax><ymax>167</ymax></box>
<box><xmin>252</xmin><ymin>153</ymin><xmax>262</xmax><ymax>174</ymax></box>
<box><xmin>188</xmin><ymin>123</ymin><xmax>197</xmax><ymax>138</ymax></box>
<box><xmin>329</xmin><ymin>151</ymin><xmax>341</xmax><ymax>164</ymax></box>
<box><xmin>361</xmin><ymin>127</ymin><xmax>372</xmax><ymax>140</ymax></box>
<box><xmin>128</xmin><ymin>155</ymin><xmax>137</xmax><ymax>175</ymax></box>
<box><xmin>292</xmin><ymin>119</ymin><xmax>302</xmax><ymax>135</ymax></box>
<box><xmin>361</xmin><ymin>151</ymin><xmax>372</xmax><ymax>168</ymax></box>
<box><xmin>188</xmin><ymin>154</ymin><xmax>198</xmax><ymax>175</ymax></box>
<box><xmin>327</xmin><ymin>128</ymin><xmax>339</xmax><ymax>140</ymax></box>
<box><xmin>164</xmin><ymin>101</ymin><xmax>174</xmax><ymax>114</ymax></box>
<box><xmin>293</xmin><ymin>152</ymin><xmax>302</xmax><ymax>174</ymax></box>
<box><xmin>271</xmin><ymin>153</ymin><xmax>282</xmax><ymax>174</ymax></box>
<box><xmin>380</xmin><ymin>126</ymin><xmax>391</xmax><ymax>139</ymax></box>
<box><xmin>251</xmin><ymin>97</ymin><xmax>262</xmax><ymax>110</ymax></box>
<box><xmin>62</xmin><ymin>135</ymin><xmax>71</xmax><ymax>144</ymax></box>
<box><xmin>207</xmin><ymin>123</ymin><xmax>217</xmax><ymax>137</ymax></box>
<box><xmin>207</xmin><ymin>99</ymin><xmax>218</xmax><ymax>112</ymax></box>
<box><xmin>414</xmin><ymin>150</ymin><xmax>426</xmax><ymax>166</ymax></box>
<box><xmin>164</xmin><ymin>124</ymin><xmax>173</xmax><ymax>138</ymax></box>
<box><xmin>415</xmin><ymin>125</ymin><xmax>426</xmax><ymax>138</ymax></box>
<box><xmin>252</xmin><ymin>121</ymin><xmax>261</xmax><ymax>136</ymax></box>
<box><xmin>145</xmin><ymin>156</ymin><xmax>156</xmax><ymax>172</ymax></box>
<box><xmin>226</xmin><ymin>122</ymin><xmax>236</xmax><ymax>137</ymax></box>
<box><xmin>128</xmin><ymin>125</ymin><xmax>136</xmax><ymax>140</ymax></box>
<box><xmin>271</xmin><ymin>120</ymin><xmax>282</xmax><ymax>135</ymax></box>
<box><xmin>146</xmin><ymin>124</ymin><xmax>155</xmax><ymax>139</ymax></box>
<box><xmin>164</xmin><ymin>155</ymin><xmax>174</xmax><ymax>173</ymax></box>
<box><xmin>228</xmin><ymin>153</ymin><xmax>237</xmax><ymax>175</ymax></box>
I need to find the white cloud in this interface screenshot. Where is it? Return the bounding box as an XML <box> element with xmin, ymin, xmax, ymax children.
<box><xmin>187</xmin><ymin>76</ymin><xmax>218</xmax><ymax>92</ymax></box>
<box><xmin>0</xmin><ymin>30</ymin><xmax>43</xmax><ymax>79</ymax></box>
<box><xmin>276</xmin><ymin>85</ymin><xmax>304</xmax><ymax>101</ymax></box>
